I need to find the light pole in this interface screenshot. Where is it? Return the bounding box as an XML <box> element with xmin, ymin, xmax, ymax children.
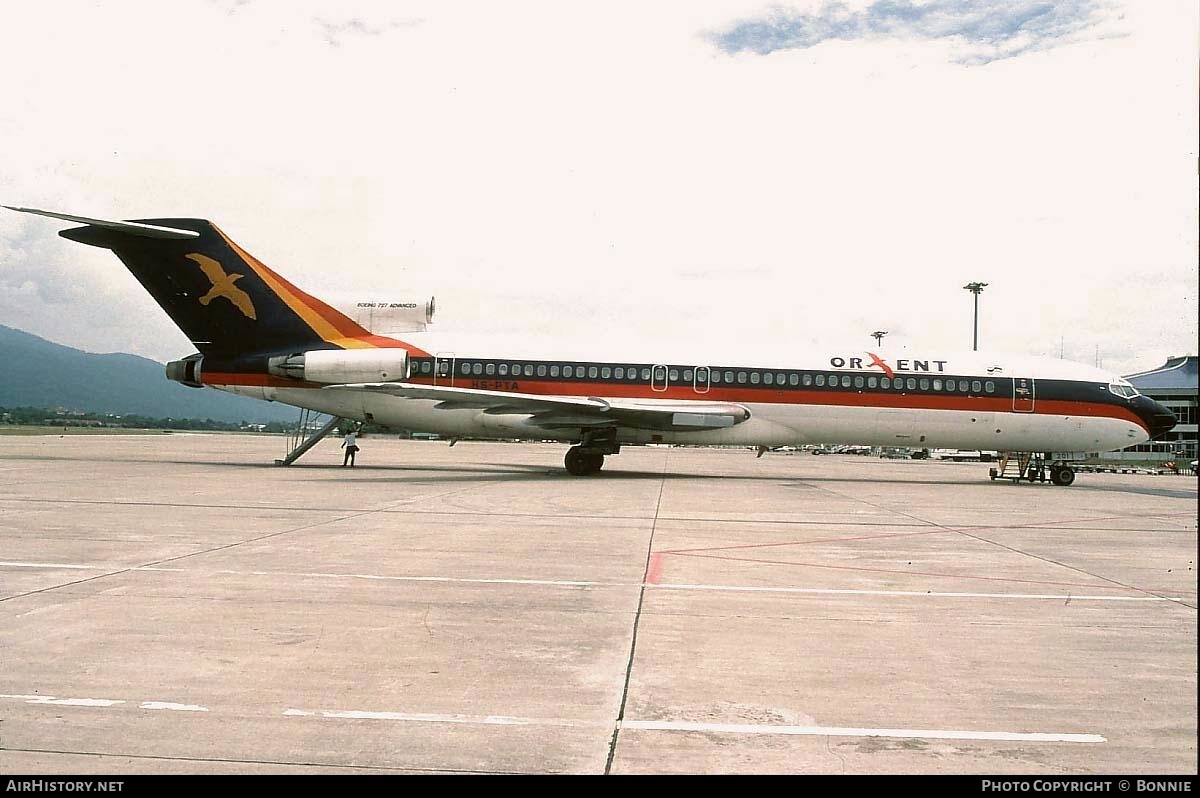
<box><xmin>871</xmin><ymin>330</ymin><xmax>888</xmax><ymax>347</ymax></box>
<box><xmin>962</xmin><ymin>282</ymin><xmax>987</xmax><ymax>351</ymax></box>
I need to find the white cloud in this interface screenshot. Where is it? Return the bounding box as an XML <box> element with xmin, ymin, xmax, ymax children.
<box><xmin>0</xmin><ymin>0</ymin><xmax>1195</xmax><ymax>376</ymax></box>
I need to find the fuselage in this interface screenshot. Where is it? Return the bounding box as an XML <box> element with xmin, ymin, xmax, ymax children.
<box><xmin>207</xmin><ymin>339</ymin><xmax>1173</xmax><ymax>455</ymax></box>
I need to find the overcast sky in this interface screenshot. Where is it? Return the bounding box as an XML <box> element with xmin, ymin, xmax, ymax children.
<box><xmin>1</xmin><ymin>0</ymin><xmax>1196</xmax><ymax>376</ymax></box>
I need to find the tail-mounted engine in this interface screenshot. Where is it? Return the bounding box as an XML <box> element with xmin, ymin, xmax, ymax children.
<box><xmin>165</xmin><ymin>353</ymin><xmax>204</xmax><ymax>388</ymax></box>
<box><xmin>336</xmin><ymin>297</ymin><xmax>435</xmax><ymax>335</ymax></box>
<box><xmin>267</xmin><ymin>348</ymin><xmax>410</xmax><ymax>384</ymax></box>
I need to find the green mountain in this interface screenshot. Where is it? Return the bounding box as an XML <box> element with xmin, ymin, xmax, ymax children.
<box><xmin>0</xmin><ymin>324</ymin><xmax>296</xmax><ymax>423</ymax></box>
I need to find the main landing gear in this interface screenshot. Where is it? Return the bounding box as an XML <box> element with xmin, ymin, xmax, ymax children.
<box><xmin>564</xmin><ymin>427</ymin><xmax>620</xmax><ymax>476</ymax></box>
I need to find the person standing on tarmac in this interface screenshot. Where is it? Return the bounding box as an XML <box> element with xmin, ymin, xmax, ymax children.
<box><xmin>341</xmin><ymin>428</ymin><xmax>360</xmax><ymax>467</ymax></box>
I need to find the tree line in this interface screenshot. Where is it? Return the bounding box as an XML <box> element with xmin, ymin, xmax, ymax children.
<box><xmin>0</xmin><ymin>405</ymin><xmax>293</xmax><ymax>433</ymax></box>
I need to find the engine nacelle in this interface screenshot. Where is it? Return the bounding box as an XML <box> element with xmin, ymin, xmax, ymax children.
<box><xmin>337</xmin><ymin>297</ymin><xmax>435</xmax><ymax>335</ymax></box>
<box><xmin>165</xmin><ymin>353</ymin><xmax>204</xmax><ymax>388</ymax></box>
<box><xmin>268</xmin><ymin>349</ymin><xmax>410</xmax><ymax>384</ymax></box>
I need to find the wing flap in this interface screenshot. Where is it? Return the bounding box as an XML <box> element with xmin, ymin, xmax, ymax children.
<box><xmin>332</xmin><ymin>382</ymin><xmax>751</xmax><ymax>431</ymax></box>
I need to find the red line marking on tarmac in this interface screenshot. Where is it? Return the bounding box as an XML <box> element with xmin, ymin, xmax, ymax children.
<box><xmin>645</xmin><ymin>553</ymin><xmax>664</xmax><ymax>585</ymax></box>
<box><xmin>675</xmin><ymin>552</ymin><xmax>1143</xmax><ymax>592</ymax></box>
<box><xmin>654</xmin><ymin>511</ymin><xmax>1200</xmax><ymax>559</ymax></box>
<box><xmin>947</xmin><ymin>511</ymin><xmax>1199</xmax><ymax>535</ymax></box>
<box><xmin>657</xmin><ymin>528</ymin><xmax>954</xmax><ymax>556</ymax></box>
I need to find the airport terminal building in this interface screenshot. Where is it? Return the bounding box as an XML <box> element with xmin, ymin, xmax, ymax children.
<box><xmin>1118</xmin><ymin>354</ymin><xmax>1198</xmax><ymax>462</ymax></box>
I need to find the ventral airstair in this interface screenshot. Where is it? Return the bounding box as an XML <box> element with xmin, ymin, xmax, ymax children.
<box><xmin>275</xmin><ymin>408</ymin><xmax>342</xmax><ymax>466</ymax></box>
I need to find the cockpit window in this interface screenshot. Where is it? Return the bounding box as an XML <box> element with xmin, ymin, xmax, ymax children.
<box><xmin>1107</xmin><ymin>383</ymin><xmax>1139</xmax><ymax>399</ymax></box>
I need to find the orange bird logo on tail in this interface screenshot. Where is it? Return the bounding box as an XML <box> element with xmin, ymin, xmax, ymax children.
<box><xmin>186</xmin><ymin>253</ymin><xmax>257</xmax><ymax>320</ymax></box>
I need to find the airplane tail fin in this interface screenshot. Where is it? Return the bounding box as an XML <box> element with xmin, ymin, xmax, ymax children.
<box><xmin>7</xmin><ymin>207</ymin><xmax>387</xmax><ymax>357</ymax></box>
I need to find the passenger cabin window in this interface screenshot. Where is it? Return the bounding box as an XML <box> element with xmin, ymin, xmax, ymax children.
<box><xmin>588</xmin><ymin>366</ymin><xmax>599</xmax><ymax>378</ymax></box>
<box><xmin>803</xmin><ymin>374</ymin><xmax>812</xmax><ymax>386</ymax></box>
<box><xmin>985</xmin><ymin>381</ymin><xmax>995</xmax><ymax>393</ymax></box>
<box><xmin>550</xmin><ymin>365</ymin><xmax>560</xmax><ymax>377</ymax></box>
<box><xmin>616</xmin><ymin>367</ymin><xmax>625</xmax><ymax>379</ymax></box>
<box><xmin>422</xmin><ymin>361</ymin><xmax>432</xmax><ymax>374</ymax></box>
<box><xmin>724</xmin><ymin>371</ymin><xmax>734</xmax><ymax>383</ymax></box>
<box><xmin>641</xmin><ymin>368</ymin><xmax>651</xmax><ymax>380</ymax></box>
<box><xmin>971</xmin><ymin>380</ymin><xmax>982</xmax><ymax>393</ymax></box>
<box><xmin>524</xmin><ymin>365</ymin><xmax>534</xmax><ymax>377</ymax></box>
<box><xmin>880</xmin><ymin>377</ymin><xmax>890</xmax><ymax>388</ymax></box>
<box><xmin>750</xmin><ymin>372</ymin><xmax>760</xmax><ymax>384</ymax></box>
<box><xmin>683</xmin><ymin>369</ymin><xmax>693</xmax><ymax>381</ymax></box>
<box><xmin>867</xmin><ymin>376</ymin><xmax>877</xmax><ymax>388</ymax></box>
<box><xmin>472</xmin><ymin>363</ymin><xmax>482</xmax><ymax>375</ymax></box>
<box><xmin>461</xmin><ymin>363</ymin><xmax>471</xmax><ymax>374</ymax></box>
<box><xmin>933</xmin><ymin>379</ymin><xmax>942</xmax><ymax>391</ymax></box>
<box><xmin>919</xmin><ymin>378</ymin><xmax>929</xmax><ymax>390</ymax></box>
<box><xmin>668</xmin><ymin>368</ymin><xmax>678</xmax><ymax>381</ymax></box>
<box><xmin>486</xmin><ymin>363</ymin><xmax>495</xmax><ymax>375</ymax></box>
<box><xmin>854</xmin><ymin>376</ymin><xmax>864</xmax><ymax>389</ymax></box>
<box><xmin>563</xmin><ymin>365</ymin><xmax>573</xmax><ymax>377</ymax></box>
<box><xmin>602</xmin><ymin>367</ymin><xmax>612</xmax><ymax>379</ymax></box>
<box><xmin>537</xmin><ymin>365</ymin><xmax>546</xmax><ymax>376</ymax></box>
<box><xmin>791</xmin><ymin>374</ymin><xmax>801</xmax><ymax>386</ymax></box>
<box><xmin>906</xmin><ymin>378</ymin><xmax>916</xmax><ymax>390</ymax></box>
<box><xmin>737</xmin><ymin>372</ymin><xmax>747</xmax><ymax>384</ymax></box>
<box><xmin>841</xmin><ymin>376</ymin><xmax>852</xmax><ymax>388</ymax></box>
<box><xmin>815</xmin><ymin>375</ymin><xmax>825</xmax><ymax>387</ymax></box>
<box><xmin>710</xmin><ymin>371</ymin><xmax>721</xmax><ymax>384</ymax></box>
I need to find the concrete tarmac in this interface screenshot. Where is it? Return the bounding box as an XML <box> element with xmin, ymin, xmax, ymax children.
<box><xmin>0</xmin><ymin>434</ymin><xmax>1195</xmax><ymax>774</ymax></box>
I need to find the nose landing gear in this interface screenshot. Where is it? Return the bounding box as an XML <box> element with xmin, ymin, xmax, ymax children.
<box><xmin>1049</xmin><ymin>464</ymin><xmax>1076</xmax><ymax>486</ymax></box>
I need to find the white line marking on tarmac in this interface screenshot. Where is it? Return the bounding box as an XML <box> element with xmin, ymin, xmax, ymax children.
<box><xmin>140</xmin><ymin>701</ymin><xmax>209</xmax><ymax>712</ymax></box>
<box><xmin>0</xmin><ymin>561</ymin><xmax>1187</xmax><ymax>602</ymax></box>
<box><xmin>619</xmin><ymin>720</ymin><xmax>1106</xmax><ymax>743</ymax></box>
<box><xmin>0</xmin><ymin>694</ymin><xmax>124</xmax><ymax>707</ymax></box>
<box><xmin>283</xmin><ymin>708</ymin><xmax>597</xmax><ymax>727</ymax></box>
<box><xmin>0</xmin><ymin>561</ymin><xmax>98</xmax><ymax>570</ymax></box>
<box><xmin>284</xmin><ymin>572</ymin><xmax>602</xmax><ymax>588</ymax></box>
<box><xmin>0</xmin><ymin>693</ymin><xmax>1107</xmax><ymax>744</ymax></box>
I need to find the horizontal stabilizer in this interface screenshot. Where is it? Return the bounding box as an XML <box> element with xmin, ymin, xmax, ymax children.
<box><xmin>4</xmin><ymin>206</ymin><xmax>200</xmax><ymax>240</ymax></box>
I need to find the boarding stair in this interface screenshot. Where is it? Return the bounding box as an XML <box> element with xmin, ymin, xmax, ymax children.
<box><xmin>989</xmin><ymin>452</ymin><xmax>1041</xmax><ymax>483</ymax></box>
<box><xmin>275</xmin><ymin>408</ymin><xmax>342</xmax><ymax>466</ymax></box>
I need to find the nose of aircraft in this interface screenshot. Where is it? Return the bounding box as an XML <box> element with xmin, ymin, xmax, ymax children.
<box><xmin>1133</xmin><ymin>396</ymin><xmax>1177</xmax><ymax>439</ymax></box>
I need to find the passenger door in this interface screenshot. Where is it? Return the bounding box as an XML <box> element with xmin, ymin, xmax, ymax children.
<box><xmin>1012</xmin><ymin>377</ymin><xmax>1035</xmax><ymax>413</ymax></box>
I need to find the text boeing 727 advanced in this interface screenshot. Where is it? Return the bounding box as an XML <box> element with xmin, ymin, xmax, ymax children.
<box><xmin>6</xmin><ymin>207</ymin><xmax>1177</xmax><ymax>483</ymax></box>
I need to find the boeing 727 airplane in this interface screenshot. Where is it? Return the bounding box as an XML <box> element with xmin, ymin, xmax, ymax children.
<box><xmin>5</xmin><ymin>207</ymin><xmax>1177</xmax><ymax>483</ymax></box>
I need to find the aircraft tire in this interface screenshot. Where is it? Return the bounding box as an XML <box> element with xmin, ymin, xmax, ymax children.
<box><xmin>565</xmin><ymin>447</ymin><xmax>590</xmax><ymax>476</ymax></box>
<box><xmin>1051</xmin><ymin>467</ymin><xmax>1075</xmax><ymax>486</ymax></box>
<box><xmin>565</xmin><ymin>447</ymin><xmax>605</xmax><ymax>476</ymax></box>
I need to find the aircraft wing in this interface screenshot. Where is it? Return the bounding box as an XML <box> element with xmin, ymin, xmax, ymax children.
<box><xmin>332</xmin><ymin>382</ymin><xmax>751</xmax><ymax>431</ymax></box>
